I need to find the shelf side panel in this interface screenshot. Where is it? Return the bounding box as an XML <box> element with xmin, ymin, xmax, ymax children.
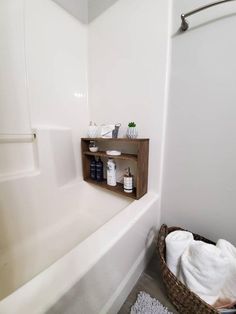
<box><xmin>81</xmin><ymin>140</ymin><xmax>90</xmax><ymax>179</ymax></box>
<box><xmin>136</xmin><ymin>140</ymin><xmax>149</xmax><ymax>199</ymax></box>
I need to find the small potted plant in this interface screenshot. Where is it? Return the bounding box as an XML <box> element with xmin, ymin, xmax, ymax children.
<box><xmin>127</xmin><ymin>122</ymin><xmax>138</xmax><ymax>139</ymax></box>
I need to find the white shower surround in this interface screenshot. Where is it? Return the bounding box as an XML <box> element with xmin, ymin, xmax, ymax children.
<box><xmin>0</xmin><ymin>0</ymin><xmax>170</xmax><ymax>312</ymax></box>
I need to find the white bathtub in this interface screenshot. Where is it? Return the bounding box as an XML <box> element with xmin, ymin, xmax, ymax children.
<box><xmin>0</xmin><ymin>188</ymin><xmax>160</xmax><ymax>314</ymax></box>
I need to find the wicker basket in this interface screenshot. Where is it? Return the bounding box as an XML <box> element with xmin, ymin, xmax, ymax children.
<box><xmin>157</xmin><ymin>224</ymin><xmax>236</xmax><ymax>314</ymax></box>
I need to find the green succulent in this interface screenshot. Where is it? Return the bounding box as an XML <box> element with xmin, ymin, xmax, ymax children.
<box><xmin>128</xmin><ymin>122</ymin><xmax>136</xmax><ymax>128</ymax></box>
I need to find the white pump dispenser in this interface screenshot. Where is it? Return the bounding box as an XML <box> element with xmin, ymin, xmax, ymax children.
<box><xmin>124</xmin><ymin>167</ymin><xmax>133</xmax><ymax>193</ymax></box>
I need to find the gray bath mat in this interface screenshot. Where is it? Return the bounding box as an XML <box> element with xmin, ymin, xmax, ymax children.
<box><xmin>130</xmin><ymin>291</ymin><xmax>173</xmax><ymax>314</ymax></box>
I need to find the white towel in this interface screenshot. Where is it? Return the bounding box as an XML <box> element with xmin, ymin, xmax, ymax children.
<box><xmin>217</xmin><ymin>239</ymin><xmax>236</xmax><ymax>303</ymax></box>
<box><xmin>165</xmin><ymin>230</ymin><xmax>194</xmax><ymax>277</ymax></box>
<box><xmin>178</xmin><ymin>241</ymin><xmax>229</xmax><ymax>305</ymax></box>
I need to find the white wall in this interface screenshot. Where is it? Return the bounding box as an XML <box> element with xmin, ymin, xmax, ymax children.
<box><xmin>161</xmin><ymin>0</ymin><xmax>236</xmax><ymax>242</ymax></box>
<box><xmin>89</xmin><ymin>0</ymin><xmax>170</xmax><ymax>194</ymax></box>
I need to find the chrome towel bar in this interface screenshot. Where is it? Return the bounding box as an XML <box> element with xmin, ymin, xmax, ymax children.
<box><xmin>181</xmin><ymin>0</ymin><xmax>236</xmax><ymax>31</ymax></box>
<box><xmin>0</xmin><ymin>133</ymin><xmax>36</xmax><ymax>143</ymax></box>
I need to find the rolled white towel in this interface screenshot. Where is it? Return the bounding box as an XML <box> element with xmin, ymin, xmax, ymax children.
<box><xmin>178</xmin><ymin>241</ymin><xmax>229</xmax><ymax>305</ymax></box>
<box><xmin>217</xmin><ymin>239</ymin><xmax>236</xmax><ymax>303</ymax></box>
<box><xmin>165</xmin><ymin>230</ymin><xmax>194</xmax><ymax>277</ymax></box>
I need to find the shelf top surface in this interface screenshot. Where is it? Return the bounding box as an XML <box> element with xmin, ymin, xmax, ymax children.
<box><xmin>82</xmin><ymin>137</ymin><xmax>149</xmax><ymax>142</ymax></box>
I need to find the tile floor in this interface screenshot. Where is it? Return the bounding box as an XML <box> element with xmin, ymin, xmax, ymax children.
<box><xmin>118</xmin><ymin>253</ymin><xmax>178</xmax><ymax>313</ymax></box>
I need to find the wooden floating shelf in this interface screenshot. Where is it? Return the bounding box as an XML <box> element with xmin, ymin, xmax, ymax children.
<box><xmin>81</xmin><ymin>138</ymin><xmax>149</xmax><ymax>200</ymax></box>
<box><xmin>85</xmin><ymin>178</ymin><xmax>137</xmax><ymax>199</ymax></box>
<box><xmin>83</xmin><ymin>151</ymin><xmax>138</xmax><ymax>162</ymax></box>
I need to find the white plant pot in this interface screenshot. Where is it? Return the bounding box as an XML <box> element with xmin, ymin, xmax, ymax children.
<box><xmin>127</xmin><ymin>127</ymin><xmax>138</xmax><ymax>139</ymax></box>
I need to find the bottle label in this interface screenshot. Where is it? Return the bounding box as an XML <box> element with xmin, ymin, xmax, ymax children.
<box><xmin>107</xmin><ymin>160</ymin><xmax>116</xmax><ymax>186</ymax></box>
<box><xmin>90</xmin><ymin>165</ymin><xmax>96</xmax><ymax>180</ymax></box>
<box><xmin>96</xmin><ymin>164</ymin><xmax>103</xmax><ymax>181</ymax></box>
<box><xmin>124</xmin><ymin>177</ymin><xmax>133</xmax><ymax>193</ymax></box>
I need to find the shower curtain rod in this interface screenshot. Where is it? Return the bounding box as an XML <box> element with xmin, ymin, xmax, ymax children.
<box><xmin>181</xmin><ymin>0</ymin><xmax>236</xmax><ymax>31</ymax></box>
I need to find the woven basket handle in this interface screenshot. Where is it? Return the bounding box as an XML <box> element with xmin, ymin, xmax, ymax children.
<box><xmin>157</xmin><ymin>224</ymin><xmax>169</xmax><ymax>260</ymax></box>
<box><xmin>160</xmin><ymin>224</ymin><xmax>169</xmax><ymax>239</ymax></box>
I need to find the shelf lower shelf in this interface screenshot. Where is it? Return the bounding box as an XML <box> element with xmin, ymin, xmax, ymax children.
<box><xmin>84</xmin><ymin>178</ymin><xmax>137</xmax><ymax>199</ymax></box>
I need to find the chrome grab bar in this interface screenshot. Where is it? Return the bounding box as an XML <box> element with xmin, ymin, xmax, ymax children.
<box><xmin>0</xmin><ymin>133</ymin><xmax>36</xmax><ymax>143</ymax></box>
<box><xmin>181</xmin><ymin>0</ymin><xmax>236</xmax><ymax>31</ymax></box>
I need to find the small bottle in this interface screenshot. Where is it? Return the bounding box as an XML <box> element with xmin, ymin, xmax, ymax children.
<box><xmin>96</xmin><ymin>157</ymin><xmax>104</xmax><ymax>182</ymax></box>
<box><xmin>90</xmin><ymin>157</ymin><xmax>96</xmax><ymax>180</ymax></box>
<box><xmin>124</xmin><ymin>167</ymin><xmax>133</xmax><ymax>193</ymax></box>
<box><xmin>107</xmin><ymin>159</ymin><xmax>117</xmax><ymax>186</ymax></box>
